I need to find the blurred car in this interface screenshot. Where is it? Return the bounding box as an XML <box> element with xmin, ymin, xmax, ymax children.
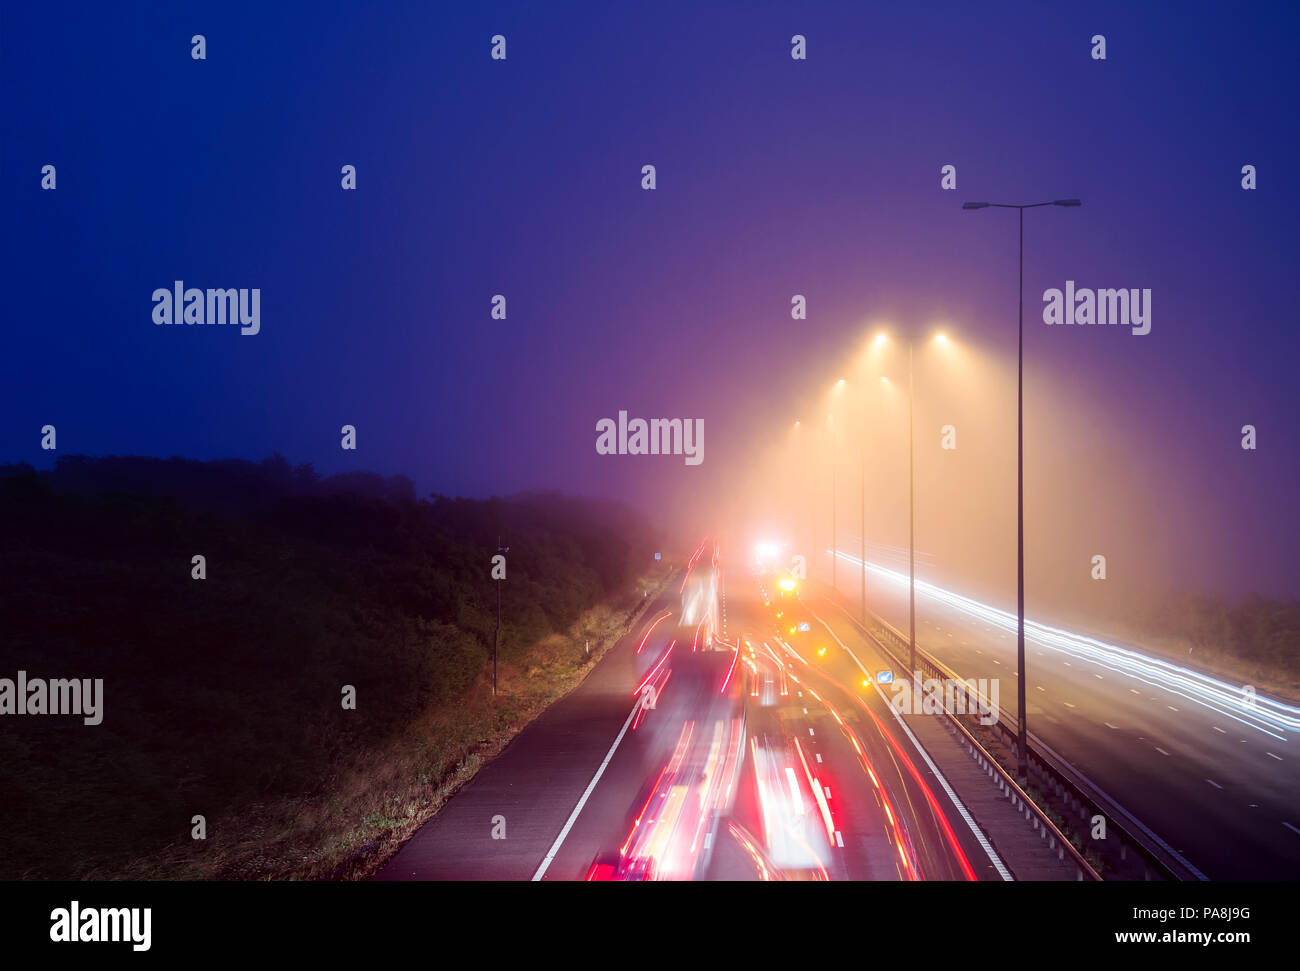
<box><xmin>749</xmin><ymin>734</ymin><xmax>834</xmax><ymax>878</ymax></box>
<box><xmin>589</xmin><ymin>716</ymin><xmax>745</xmax><ymax>881</ymax></box>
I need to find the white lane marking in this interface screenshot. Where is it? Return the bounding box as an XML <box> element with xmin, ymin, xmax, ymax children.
<box><xmin>1104</xmin><ymin>722</ymin><xmax>1120</xmax><ymax>730</ymax></box>
<box><xmin>1167</xmin><ymin>706</ymin><xmax>1180</xmax><ymax>712</ymax></box>
<box><xmin>1094</xmin><ymin>674</ymin><xmax>1104</xmax><ymax>680</ymax></box>
<box><xmin>1155</xmin><ymin>747</ymin><xmax>1171</xmax><ymax>756</ymax></box>
<box><xmin>1036</xmin><ymin>686</ymin><xmax>1045</xmax><ymax>692</ymax></box>
<box><xmin>824</xmin><ymin>786</ymin><xmax>832</xmax><ymax>799</ymax></box>
<box><xmin>809</xmin><ymin>727</ymin><xmax>815</xmax><ymax>736</ymax></box>
<box><xmin>1267</xmin><ymin>752</ymin><xmax>1283</xmax><ymax>761</ymax></box>
<box><xmin>1206</xmin><ymin>779</ymin><xmax>1223</xmax><ymax>790</ymax></box>
<box><xmin>815</xmin><ymin>753</ymin><xmax>823</xmax><ymax>763</ymax></box>
<box><xmin>1283</xmin><ymin>822</ymin><xmax>1300</xmax><ymax>836</ymax></box>
<box><xmin>1130</xmin><ymin>689</ymin><xmax>1141</xmax><ymax>696</ymax></box>
<box><xmin>532</xmin><ymin>696</ymin><xmax>642</xmax><ymax>881</ymax></box>
<box><xmin>704</xmin><ymin>832</ymin><xmax>713</xmax><ymax>849</ymax></box>
<box><xmin>809</xmin><ymin>608</ymin><xmax>1014</xmax><ymax>882</ymax></box>
<box><xmin>834</xmin><ymin>830</ymin><xmax>844</xmax><ymax>847</ymax></box>
<box><xmin>1064</xmin><ymin>702</ymin><xmax>1077</xmax><ymax>709</ymax></box>
<box><xmin>1212</xmin><ymin>726</ymin><xmax>1226</xmax><ymax>734</ymax></box>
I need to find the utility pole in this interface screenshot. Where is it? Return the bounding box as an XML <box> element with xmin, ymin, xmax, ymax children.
<box><xmin>494</xmin><ymin>536</ymin><xmax>509</xmax><ymax>696</ymax></box>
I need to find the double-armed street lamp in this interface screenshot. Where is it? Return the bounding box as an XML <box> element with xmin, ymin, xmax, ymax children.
<box><xmin>871</xmin><ymin>331</ymin><xmax>949</xmax><ymax>680</ymax></box>
<box><xmin>829</xmin><ymin>381</ymin><xmax>846</xmax><ymax>591</ymax></box>
<box><xmin>962</xmin><ymin>197</ymin><xmax>1080</xmax><ymax>780</ymax></box>
<box><xmin>830</xmin><ymin>411</ymin><xmax>836</xmax><ymax>591</ymax></box>
<box><xmin>859</xmin><ymin>379</ymin><xmax>868</xmax><ymax>625</ymax></box>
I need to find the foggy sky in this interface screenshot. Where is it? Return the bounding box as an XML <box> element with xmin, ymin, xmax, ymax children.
<box><xmin>5</xmin><ymin>1</ymin><xmax>1298</xmax><ymax>604</ymax></box>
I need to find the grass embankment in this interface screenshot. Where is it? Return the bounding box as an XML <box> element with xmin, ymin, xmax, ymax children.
<box><xmin>121</xmin><ymin>566</ymin><xmax>673</xmax><ymax>881</ymax></box>
<box><xmin>0</xmin><ymin>455</ymin><xmax>669</xmax><ymax>880</ymax></box>
<box><xmin>1066</xmin><ymin>597</ymin><xmax>1300</xmax><ymax>703</ymax></box>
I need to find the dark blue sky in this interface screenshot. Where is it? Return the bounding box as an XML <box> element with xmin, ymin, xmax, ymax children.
<box><xmin>5</xmin><ymin>1</ymin><xmax>1299</xmax><ymax>598</ymax></box>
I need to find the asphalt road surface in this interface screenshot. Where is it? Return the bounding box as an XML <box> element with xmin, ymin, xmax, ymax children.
<box><xmin>377</xmin><ymin>552</ymin><xmax>1003</xmax><ymax>880</ymax></box>
<box><xmin>823</xmin><ymin>549</ymin><xmax>1300</xmax><ymax>879</ymax></box>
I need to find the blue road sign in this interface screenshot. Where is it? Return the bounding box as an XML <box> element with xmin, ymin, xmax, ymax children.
<box><xmin>876</xmin><ymin>670</ymin><xmax>894</xmax><ymax>684</ymax></box>
<box><xmin>798</xmin><ymin>622</ymin><xmax>810</xmax><ymax>632</ymax></box>
<box><xmin>654</xmin><ymin>552</ymin><xmax>661</xmax><ymax>560</ymax></box>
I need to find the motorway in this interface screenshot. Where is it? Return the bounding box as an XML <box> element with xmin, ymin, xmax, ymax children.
<box><xmin>823</xmin><ymin>548</ymin><xmax>1300</xmax><ymax>879</ymax></box>
<box><xmin>376</xmin><ymin>543</ymin><xmax>1004</xmax><ymax>881</ymax></box>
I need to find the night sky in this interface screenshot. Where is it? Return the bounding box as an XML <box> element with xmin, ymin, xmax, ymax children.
<box><xmin>5</xmin><ymin>1</ymin><xmax>1299</xmax><ymax>600</ymax></box>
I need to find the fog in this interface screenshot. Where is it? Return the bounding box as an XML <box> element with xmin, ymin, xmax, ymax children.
<box><xmin>645</xmin><ymin>319</ymin><xmax>1296</xmax><ymax>632</ymax></box>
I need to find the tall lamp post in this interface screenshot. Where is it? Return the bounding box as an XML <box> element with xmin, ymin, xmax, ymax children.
<box><xmin>797</xmin><ymin>421</ymin><xmax>813</xmax><ymax>582</ymax></box>
<box><xmin>860</xmin><ymin>384</ymin><xmax>868</xmax><ymax>625</ymax></box>
<box><xmin>830</xmin><ymin>381</ymin><xmax>846</xmax><ymax>592</ymax></box>
<box><xmin>874</xmin><ymin>331</ymin><xmax>948</xmax><ymax>709</ymax></box>
<box><xmin>829</xmin><ymin>411</ymin><xmax>837</xmax><ymax>591</ymax></box>
<box><xmin>962</xmin><ymin>197</ymin><xmax>1080</xmax><ymax>780</ymax></box>
<box><xmin>907</xmin><ymin>339</ymin><xmax>915</xmax><ymax>681</ymax></box>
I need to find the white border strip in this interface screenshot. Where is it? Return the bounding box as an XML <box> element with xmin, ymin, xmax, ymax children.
<box><xmin>809</xmin><ymin>608</ymin><xmax>1014</xmax><ymax>882</ymax></box>
<box><xmin>532</xmin><ymin>696</ymin><xmax>642</xmax><ymax>881</ymax></box>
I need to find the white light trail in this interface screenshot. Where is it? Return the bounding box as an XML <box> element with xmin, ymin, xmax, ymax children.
<box><xmin>830</xmin><ymin>549</ymin><xmax>1299</xmax><ymax>737</ymax></box>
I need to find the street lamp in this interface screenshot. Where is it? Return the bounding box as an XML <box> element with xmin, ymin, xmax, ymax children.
<box><xmin>875</xmin><ymin>331</ymin><xmax>949</xmax><ymax>686</ymax></box>
<box><xmin>962</xmin><ymin>197</ymin><xmax>1080</xmax><ymax>780</ymax></box>
<box><xmin>828</xmin><ymin>410</ymin><xmax>837</xmax><ymax>591</ymax></box>
<box><xmin>860</xmin><ymin>382</ymin><xmax>868</xmax><ymax>625</ymax></box>
<box><xmin>829</xmin><ymin>380</ymin><xmax>846</xmax><ymax>591</ymax></box>
<box><xmin>794</xmin><ymin>420</ymin><xmax>812</xmax><ymax>581</ymax></box>
<box><xmin>908</xmin><ymin>340</ymin><xmax>915</xmax><ymax>681</ymax></box>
